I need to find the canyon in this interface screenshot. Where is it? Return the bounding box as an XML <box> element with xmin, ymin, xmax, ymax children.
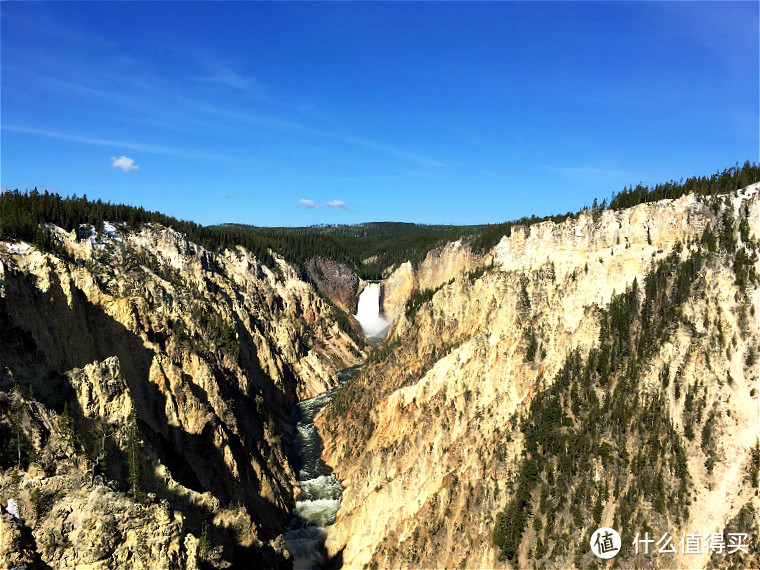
<box><xmin>1</xmin><ymin>179</ymin><xmax>758</xmax><ymax>569</ymax></box>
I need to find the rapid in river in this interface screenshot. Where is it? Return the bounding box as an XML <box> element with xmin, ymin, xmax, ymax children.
<box><xmin>283</xmin><ymin>368</ymin><xmax>357</xmax><ymax>569</ymax></box>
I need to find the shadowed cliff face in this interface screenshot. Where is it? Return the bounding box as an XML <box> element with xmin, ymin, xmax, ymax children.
<box><xmin>0</xmin><ymin>222</ymin><xmax>366</xmax><ymax>568</ymax></box>
<box><xmin>306</xmin><ymin>257</ymin><xmax>361</xmax><ymax>316</ymax></box>
<box><xmin>319</xmin><ymin>186</ymin><xmax>760</xmax><ymax>570</ymax></box>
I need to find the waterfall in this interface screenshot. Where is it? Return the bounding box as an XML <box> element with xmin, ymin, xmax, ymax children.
<box><xmin>354</xmin><ymin>282</ymin><xmax>391</xmax><ymax>339</ymax></box>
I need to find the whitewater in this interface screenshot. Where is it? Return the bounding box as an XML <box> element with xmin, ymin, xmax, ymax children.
<box><xmin>283</xmin><ymin>369</ymin><xmax>357</xmax><ymax>569</ymax></box>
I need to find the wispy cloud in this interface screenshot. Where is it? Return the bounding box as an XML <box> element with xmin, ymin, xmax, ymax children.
<box><xmin>3</xmin><ymin>124</ymin><xmax>232</xmax><ymax>162</ymax></box>
<box><xmin>297</xmin><ymin>199</ymin><xmax>347</xmax><ymax>210</ymax></box>
<box><xmin>6</xmin><ymin>39</ymin><xmax>442</xmax><ymax>169</ymax></box>
<box><xmin>197</xmin><ymin>69</ymin><xmax>249</xmax><ymax>89</ymax></box>
<box><xmin>183</xmin><ymin>43</ymin><xmax>268</xmax><ymax>98</ymax></box>
<box><xmin>111</xmin><ymin>155</ymin><xmax>139</xmax><ymax>172</ymax></box>
<box><xmin>3</xmin><ymin>6</ymin><xmax>117</xmax><ymax>52</ymax></box>
<box><xmin>9</xmin><ymin>60</ymin><xmax>442</xmax><ymax>169</ymax></box>
<box><xmin>195</xmin><ymin>68</ymin><xmax>266</xmax><ymax>97</ymax></box>
<box><xmin>178</xmin><ymin>100</ymin><xmax>446</xmax><ymax>168</ymax></box>
<box><xmin>337</xmin><ymin>135</ymin><xmax>445</xmax><ymax>168</ymax></box>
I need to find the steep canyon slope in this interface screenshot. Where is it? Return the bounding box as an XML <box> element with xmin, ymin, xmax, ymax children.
<box><xmin>0</xmin><ymin>222</ymin><xmax>365</xmax><ymax>568</ymax></box>
<box><xmin>319</xmin><ymin>185</ymin><xmax>760</xmax><ymax>569</ymax></box>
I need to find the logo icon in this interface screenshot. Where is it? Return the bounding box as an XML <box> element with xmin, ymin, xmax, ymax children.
<box><xmin>590</xmin><ymin>527</ymin><xmax>621</xmax><ymax>559</ymax></box>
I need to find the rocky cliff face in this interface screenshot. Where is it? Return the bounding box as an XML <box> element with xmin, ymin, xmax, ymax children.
<box><xmin>382</xmin><ymin>239</ymin><xmax>485</xmax><ymax>321</ymax></box>
<box><xmin>0</xmin><ymin>222</ymin><xmax>365</xmax><ymax>568</ymax></box>
<box><xmin>305</xmin><ymin>257</ymin><xmax>361</xmax><ymax>316</ymax></box>
<box><xmin>319</xmin><ymin>186</ymin><xmax>760</xmax><ymax>569</ymax></box>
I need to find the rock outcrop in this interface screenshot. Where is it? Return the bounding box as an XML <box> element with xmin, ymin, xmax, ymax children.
<box><xmin>2</xmin><ymin>183</ymin><xmax>758</xmax><ymax>570</ymax></box>
<box><xmin>382</xmin><ymin>240</ymin><xmax>485</xmax><ymax>321</ymax></box>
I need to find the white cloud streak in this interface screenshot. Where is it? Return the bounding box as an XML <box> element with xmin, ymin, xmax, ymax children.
<box><xmin>6</xmin><ymin>65</ymin><xmax>442</xmax><ymax>169</ymax></box>
<box><xmin>297</xmin><ymin>199</ymin><xmax>347</xmax><ymax>210</ymax></box>
<box><xmin>111</xmin><ymin>155</ymin><xmax>139</xmax><ymax>172</ymax></box>
<box><xmin>198</xmin><ymin>69</ymin><xmax>250</xmax><ymax>89</ymax></box>
<box><xmin>3</xmin><ymin>124</ymin><xmax>232</xmax><ymax>162</ymax></box>
<box><xmin>337</xmin><ymin>135</ymin><xmax>445</xmax><ymax>168</ymax></box>
<box><xmin>174</xmin><ymin>100</ymin><xmax>446</xmax><ymax>168</ymax></box>
<box><xmin>195</xmin><ymin>68</ymin><xmax>266</xmax><ymax>99</ymax></box>
<box><xmin>6</xmin><ymin>55</ymin><xmax>444</xmax><ymax>169</ymax></box>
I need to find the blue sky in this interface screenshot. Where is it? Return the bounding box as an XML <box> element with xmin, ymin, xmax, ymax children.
<box><xmin>1</xmin><ymin>2</ymin><xmax>758</xmax><ymax>227</ymax></box>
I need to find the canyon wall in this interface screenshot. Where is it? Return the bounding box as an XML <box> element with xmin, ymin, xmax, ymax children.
<box><xmin>320</xmin><ymin>186</ymin><xmax>760</xmax><ymax>569</ymax></box>
<box><xmin>2</xmin><ymin>185</ymin><xmax>758</xmax><ymax>570</ymax></box>
<box><xmin>0</xmin><ymin>222</ymin><xmax>365</xmax><ymax>568</ymax></box>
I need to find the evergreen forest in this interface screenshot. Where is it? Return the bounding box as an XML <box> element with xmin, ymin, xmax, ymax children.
<box><xmin>1</xmin><ymin>161</ymin><xmax>757</xmax><ymax>280</ymax></box>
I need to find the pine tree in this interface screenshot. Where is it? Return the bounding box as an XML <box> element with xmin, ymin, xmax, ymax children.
<box><xmin>58</xmin><ymin>402</ymin><xmax>75</xmax><ymax>446</ymax></box>
<box><xmin>126</xmin><ymin>408</ymin><xmax>145</xmax><ymax>503</ymax></box>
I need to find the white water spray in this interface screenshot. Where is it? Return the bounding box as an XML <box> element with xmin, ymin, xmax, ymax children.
<box><xmin>355</xmin><ymin>282</ymin><xmax>391</xmax><ymax>338</ymax></box>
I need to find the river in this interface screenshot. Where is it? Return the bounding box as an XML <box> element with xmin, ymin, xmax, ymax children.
<box><xmin>283</xmin><ymin>367</ymin><xmax>357</xmax><ymax>569</ymax></box>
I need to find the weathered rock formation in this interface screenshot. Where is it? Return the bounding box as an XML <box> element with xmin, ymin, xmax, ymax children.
<box><xmin>2</xmin><ymin>183</ymin><xmax>759</xmax><ymax>570</ymax></box>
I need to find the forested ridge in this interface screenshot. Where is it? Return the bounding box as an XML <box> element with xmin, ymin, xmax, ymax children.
<box><xmin>0</xmin><ymin>189</ymin><xmax>280</xmax><ymax>268</ymax></box>
<box><xmin>219</xmin><ymin>221</ymin><xmax>476</xmax><ymax>280</ymax></box>
<box><xmin>0</xmin><ymin>189</ymin><xmax>475</xmax><ymax>279</ymax></box>
<box><xmin>472</xmin><ymin>161</ymin><xmax>760</xmax><ymax>253</ymax></box>
<box><xmin>1</xmin><ymin>161</ymin><xmax>757</xmax><ymax>279</ymax></box>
